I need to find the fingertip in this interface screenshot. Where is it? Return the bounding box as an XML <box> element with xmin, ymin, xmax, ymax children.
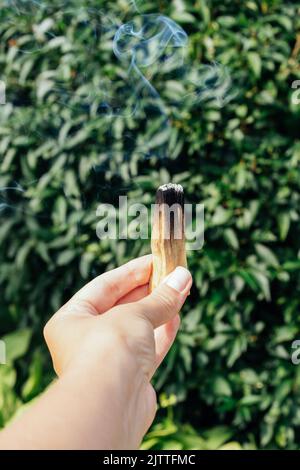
<box><xmin>125</xmin><ymin>254</ymin><xmax>153</xmax><ymax>283</ymax></box>
<box><xmin>163</xmin><ymin>266</ymin><xmax>192</xmax><ymax>294</ymax></box>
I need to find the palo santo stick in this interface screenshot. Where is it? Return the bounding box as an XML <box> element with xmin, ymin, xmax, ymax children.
<box><xmin>150</xmin><ymin>183</ymin><xmax>187</xmax><ymax>291</ymax></box>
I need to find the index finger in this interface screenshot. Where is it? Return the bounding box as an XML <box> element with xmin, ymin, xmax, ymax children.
<box><xmin>69</xmin><ymin>254</ymin><xmax>152</xmax><ymax>314</ymax></box>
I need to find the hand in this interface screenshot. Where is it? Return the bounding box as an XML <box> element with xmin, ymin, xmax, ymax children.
<box><xmin>44</xmin><ymin>255</ymin><xmax>192</xmax><ymax>449</ymax></box>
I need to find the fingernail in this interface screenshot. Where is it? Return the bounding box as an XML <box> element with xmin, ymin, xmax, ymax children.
<box><xmin>164</xmin><ymin>267</ymin><xmax>192</xmax><ymax>293</ymax></box>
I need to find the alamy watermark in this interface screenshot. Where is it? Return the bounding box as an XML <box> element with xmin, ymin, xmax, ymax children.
<box><xmin>96</xmin><ymin>196</ymin><xmax>204</xmax><ymax>250</ymax></box>
<box><xmin>0</xmin><ymin>340</ymin><xmax>6</xmax><ymax>365</ymax></box>
<box><xmin>291</xmin><ymin>80</ymin><xmax>300</xmax><ymax>105</ymax></box>
<box><xmin>291</xmin><ymin>340</ymin><xmax>300</xmax><ymax>365</ymax></box>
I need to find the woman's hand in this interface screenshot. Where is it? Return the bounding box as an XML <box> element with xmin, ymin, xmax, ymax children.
<box><xmin>44</xmin><ymin>255</ymin><xmax>192</xmax><ymax>448</ymax></box>
<box><xmin>0</xmin><ymin>255</ymin><xmax>192</xmax><ymax>450</ymax></box>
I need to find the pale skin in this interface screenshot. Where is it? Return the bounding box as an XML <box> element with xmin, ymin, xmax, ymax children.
<box><xmin>0</xmin><ymin>255</ymin><xmax>192</xmax><ymax>450</ymax></box>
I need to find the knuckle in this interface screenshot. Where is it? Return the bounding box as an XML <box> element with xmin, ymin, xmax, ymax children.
<box><xmin>101</xmin><ymin>275</ymin><xmax>121</xmax><ymax>300</ymax></box>
<box><xmin>69</xmin><ymin>298</ymin><xmax>97</xmax><ymax>315</ymax></box>
<box><xmin>125</xmin><ymin>259</ymin><xmax>143</xmax><ymax>284</ymax></box>
<box><xmin>43</xmin><ymin>313</ymin><xmax>62</xmax><ymax>345</ymax></box>
<box><xmin>43</xmin><ymin>317</ymin><xmax>54</xmax><ymax>343</ymax></box>
<box><xmin>43</xmin><ymin>323</ymin><xmax>49</xmax><ymax>343</ymax></box>
<box><xmin>133</xmin><ymin>302</ymin><xmax>149</xmax><ymax>320</ymax></box>
<box><xmin>125</xmin><ymin>260</ymin><xmax>137</xmax><ymax>279</ymax></box>
<box><xmin>153</xmin><ymin>290</ymin><xmax>177</xmax><ymax>315</ymax></box>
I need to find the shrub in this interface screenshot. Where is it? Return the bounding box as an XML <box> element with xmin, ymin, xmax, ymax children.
<box><xmin>0</xmin><ymin>0</ymin><xmax>300</xmax><ymax>449</ymax></box>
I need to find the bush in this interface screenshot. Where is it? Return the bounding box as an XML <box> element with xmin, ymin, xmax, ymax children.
<box><xmin>0</xmin><ymin>0</ymin><xmax>300</xmax><ymax>449</ymax></box>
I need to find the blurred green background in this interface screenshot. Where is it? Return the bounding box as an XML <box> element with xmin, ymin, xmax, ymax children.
<box><xmin>1</xmin><ymin>0</ymin><xmax>300</xmax><ymax>450</ymax></box>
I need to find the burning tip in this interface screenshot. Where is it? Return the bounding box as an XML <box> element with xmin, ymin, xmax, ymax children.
<box><xmin>158</xmin><ymin>183</ymin><xmax>183</xmax><ymax>193</ymax></box>
<box><xmin>155</xmin><ymin>183</ymin><xmax>184</xmax><ymax>207</ymax></box>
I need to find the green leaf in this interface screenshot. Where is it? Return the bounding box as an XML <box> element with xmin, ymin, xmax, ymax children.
<box><xmin>248</xmin><ymin>269</ymin><xmax>271</xmax><ymax>301</ymax></box>
<box><xmin>205</xmin><ymin>334</ymin><xmax>229</xmax><ymax>351</ymax></box>
<box><xmin>219</xmin><ymin>442</ymin><xmax>242</xmax><ymax>450</ymax></box>
<box><xmin>21</xmin><ymin>352</ymin><xmax>43</xmax><ymax>401</ymax></box>
<box><xmin>255</xmin><ymin>243</ymin><xmax>279</xmax><ymax>267</ymax></box>
<box><xmin>277</xmin><ymin>213</ymin><xmax>290</xmax><ymax>240</ymax></box>
<box><xmin>171</xmin><ymin>12</ymin><xmax>196</xmax><ymax>24</ymax></box>
<box><xmin>212</xmin><ymin>376</ymin><xmax>232</xmax><ymax>397</ymax></box>
<box><xmin>199</xmin><ymin>0</ymin><xmax>211</xmax><ymax>25</ymax></box>
<box><xmin>203</xmin><ymin>426</ymin><xmax>234</xmax><ymax>449</ymax></box>
<box><xmin>2</xmin><ymin>329</ymin><xmax>32</xmax><ymax>363</ymax></box>
<box><xmin>210</xmin><ymin>207</ymin><xmax>232</xmax><ymax>226</ymax></box>
<box><xmin>227</xmin><ymin>336</ymin><xmax>247</xmax><ymax>367</ymax></box>
<box><xmin>239</xmin><ymin>395</ymin><xmax>261</xmax><ymax>406</ymax></box>
<box><xmin>56</xmin><ymin>250</ymin><xmax>77</xmax><ymax>266</ymax></box>
<box><xmin>224</xmin><ymin>228</ymin><xmax>239</xmax><ymax>250</ymax></box>
<box><xmin>248</xmin><ymin>52</ymin><xmax>262</xmax><ymax>78</ymax></box>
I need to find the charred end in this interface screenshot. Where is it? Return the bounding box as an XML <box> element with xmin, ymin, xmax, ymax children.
<box><xmin>155</xmin><ymin>183</ymin><xmax>184</xmax><ymax>208</ymax></box>
<box><xmin>154</xmin><ymin>183</ymin><xmax>184</xmax><ymax>241</ymax></box>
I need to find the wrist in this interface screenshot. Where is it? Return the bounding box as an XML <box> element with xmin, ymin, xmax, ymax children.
<box><xmin>52</xmin><ymin>324</ymin><xmax>153</xmax><ymax>449</ymax></box>
<box><xmin>60</xmin><ymin>356</ymin><xmax>130</xmax><ymax>448</ymax></box>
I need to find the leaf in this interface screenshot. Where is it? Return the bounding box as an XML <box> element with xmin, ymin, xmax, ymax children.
<box><xmin>0</xmin><ymin>364</ymin><xmax>17</xmax><ymax>388</ymax></box>
<box><xmin>282</xmin><ymin>261</ymin><xmax>300</xmax><ymax>272</ymax></box>
<box><xmin>199</xmin><ymin>0</ymin><xmax>211</xmax><ymax>25</ymax></box>
<box><xmin>273</xmin><ymin>326</ymin><xmax>298</xmax><ymax>344</ymax></box>
<box><xmin>227</xmin><ymin>336</ymin><xmax>247</xmax><ymax>367</ymax></box>
<box><xmin>212</xmin><ymin>376</ymin><xmax>232</xmax><ymax>397</ymax></box>
<box><xmin>218</xmin><ymin>16</ymin><xmax>236</xmax><ymax>27</ymax></box>
<box><xmin>171</xmin><ymin>12</ymin><xmax>196</xmax><ymax>24</ymax></box>
<box><xmin>210</xmin><ymin>207</ymin><xmax>232</xmax><ymax>226</ymax></box>
<box><xmin>277</xmin><ymin>212</ymin><xmax>290</xmax><ymax>240</ymax></box>
<box><xmin>230</xmin><ymin>275</ymin><xmax>245</xmax><ymax>301</ymax></box>
<box><xmin>248</xmin><ymin>269</ymin><xmax>271</xmax><ymax>301</ymax></box>
<box><xmin>37</xmin><ymin>79</ymin><xmax>54</xmax><ymax>101</ymax></box>
<box><xmin>180</xmin><ymin>345</ymin><xmax>192</xmax><ymax>372</ymax></box>
<box><xmin>140</xmin><ymin>438</ymin><xmax>160</xmax><ymax>450</ymax></box>
<box><xmin>205</xmin><ymin>334</ymin><xmax>229</xmax><ymax>351</ymax></box>
<box><xmin>219</xmin><ymin>442</ymin><xmax>242</xmax><ymax>450</ymax></box>
<box><xmin>203</xmin><ymin>426</ymin><xmax>234</xmax><ymax>449</ymax></box>
<box><xmin>275</xmin><ymin>380</ymin><xmax>292</xmax><ymax>403</ymax></box>
<box><xmin>56</xmin><ymin>250</ymin><xmax>77</xmax><ymax>266</ymax></box>
<box><xmin>248</xmin><ymin>52</ymin><xmax>262</xmax><ymax>78</ymax></box>
<box><xmin>224</xmin><ymin>228</ymin><xmax>239</xmax><ymax>250</ymax></box>
<box><xmin>255</xmin><ymin>243</ymin><xmax>279</xmax><ymax>267</ymax></box>
<box><xmin>239</xmin><ymin>395</ymin><xmax>261</xmax><ymax>406</ymax></box>
<box><xmin>21</xmin><ymin>352</ymin><xmax>43</xmax><ymax>401</ymax></box>
<box><xmin>276</xmin><ymin>16</ymin><xmax>293</xmax><ymax>31</ymax></box>
<box><xmin>2</xmin><ymin>329</ymin><xmax>32</xmax><ymax>363</ymax></box>
<box><xmin>261</xmin><ymin>423</ymin><xmax>274</xmax><ymax>447</ymax></box>
<box><xmin>238</xmin><ymin>269</ymin><xmax>259</xmax><ymax>292</ymax></box>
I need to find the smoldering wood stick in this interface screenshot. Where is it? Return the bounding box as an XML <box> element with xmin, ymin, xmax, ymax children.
<box><xmin>150</xmin><ymin>183</ymin><xmax>187</xmax><ymax>291</ymax></box>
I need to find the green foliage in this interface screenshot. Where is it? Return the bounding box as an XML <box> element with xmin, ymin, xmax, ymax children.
<box><xmin>142</xmin><ymin>395</ymin><xmax>243</xmax><ymax>449</ymax></box>
<box><xmin>142</xmin><ymin>419</ymin><xmax>242</xmax><ymax>450</ymax></box>
<box><xmin>1</xmin><ymin>0</ymin><xmax>300</xmax><ymax>449</ymax></box>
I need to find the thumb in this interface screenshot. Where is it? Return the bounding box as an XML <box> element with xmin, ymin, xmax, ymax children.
<box><xmin>136</xmin><ymin>267</ymin><xmax>192</xmax><ymax>328</ymax></box>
